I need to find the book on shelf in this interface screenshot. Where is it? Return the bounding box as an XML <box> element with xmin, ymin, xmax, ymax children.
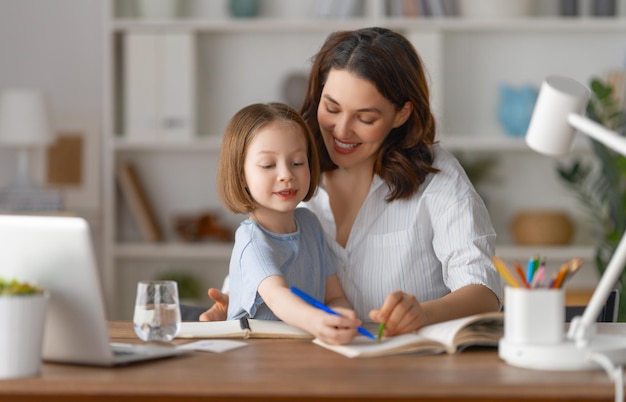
<box><xmin>177</xmin><ymin>318</ymin><xmax>314</xmax><ymax>339</ymax></box>
<box><xmin>160</xmin><ymin>33</ymin><xmax>196</xmax><ymax>141</ymax></box>
<box><xmin>313</xmin><ymin>312</ymin><xmax>504</xmax><ymax>358</ymax></box>
<box><xmin>425</xmin><ymin>0</ymin><xmax>444</xmax><ymax>17</ymax></box>
<box><xmin>124</xmin><ymin>32</ymin><xmax>196</xmax><ymax>141</ymax></box>
<box><xmin>315</xmin><ymin>0</ymin><xmax>359</xmax><ymax>18</ymax></box>
<box><xmin>116</xmin><ymin>162</ymin><xmax>163</xmax><ymax>242</ymax></box>
<box><xmin>124</xmin><ymin>33</ymin><xmax>158</xmax><ymax>140</ymax></box>
<box><xmin>389</xmin><ymin>0</ymin><xmax>452</xmax><ymax>17</ymax></box>
<box><xmin>403</xmin><ymin>0</ymin><xmax>422</xmax><ymax>16</ymax></box>
<box><xmin>387</xmin><ymin>0</ymin><xmax>405</xmax><ymax>17</ymax></box>
<box><xmin>441</xmin><ymin>0</ymin><xmax>457</xmax><ymax>16</ymax></box>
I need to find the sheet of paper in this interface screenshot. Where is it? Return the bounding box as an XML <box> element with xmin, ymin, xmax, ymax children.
<box><xmin>178</xmin><ymin>339</ymin><xmax>248</xmax><ymax>353</ymax></box>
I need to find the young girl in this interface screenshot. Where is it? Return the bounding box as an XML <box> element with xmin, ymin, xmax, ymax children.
<box><xmin>217</xmin><ymin>102</ymin><xmax>361</xmax><ymax>345</ymax></box>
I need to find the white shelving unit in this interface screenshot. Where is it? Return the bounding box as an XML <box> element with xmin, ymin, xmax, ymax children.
<box><xmin>102</xmin><ymin>0</ymin><xmax>623</xmax><ymax>318</ymax></box>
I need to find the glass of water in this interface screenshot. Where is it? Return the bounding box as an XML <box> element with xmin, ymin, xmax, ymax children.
<box><xmin>133</xmin><ymin>280</ymin><xmax>181</xmax><ymax>342</ymax></box>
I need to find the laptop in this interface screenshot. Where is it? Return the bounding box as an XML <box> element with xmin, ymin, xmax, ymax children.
<box><xmin>0</xmin><ymin>214</ymin><xmax>188</xmax><ymax>366</ymax></box>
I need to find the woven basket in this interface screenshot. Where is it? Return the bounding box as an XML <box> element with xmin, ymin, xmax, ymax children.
<box><xmin>510</xmin><ymin>210</ymin><xmax>574</xmax><ymax>246</ymax></box>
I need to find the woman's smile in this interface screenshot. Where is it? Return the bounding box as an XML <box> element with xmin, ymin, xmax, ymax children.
<box><xmin>318</xmin><ymin>69</ymin><xmax>409</xmax><ymax>170</ymax></box>
<box><xmin>333</xmin><ymin>137</ymin><xmax>361</xmax><ymax>154</ymax></box>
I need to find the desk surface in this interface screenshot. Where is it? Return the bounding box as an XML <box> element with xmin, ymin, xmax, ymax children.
<box><xmin>0</xmin><ymin>322</ymin><xmax>624</xmax><ymax>402</ymax></box>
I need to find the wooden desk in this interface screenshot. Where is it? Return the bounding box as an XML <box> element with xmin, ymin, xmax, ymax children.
<box><xmin>566</xmin><ymin>289</ymin><xmax>595</xmax><ymax>306</ymax></box>
<box><xmin>0</xmin><ymin>322</ymin><xmax>624</xmax><ymax>402</ymax></box>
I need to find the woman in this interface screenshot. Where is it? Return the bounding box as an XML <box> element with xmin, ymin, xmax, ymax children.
<box><xmin>201</xmin><ymin>27</ymin><xmax>502</xmax><ymax>337</ymax></box>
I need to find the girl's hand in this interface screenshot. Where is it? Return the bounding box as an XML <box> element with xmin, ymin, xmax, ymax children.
<box><xmin>199</xmin><ymin>288</ymin><xmax>229</xmax><ymax>321</ymax></box>
<box><xmin>368</xmin><ymin>291</ymin><xmax>427</xmax><ymax>336</ymax></box>
<box><xmin>310</xmin><ymin>309</ymin><xmax>360</xmax><ymax>345</ymax></box>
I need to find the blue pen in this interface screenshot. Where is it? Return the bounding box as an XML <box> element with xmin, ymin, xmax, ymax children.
<box><xmin>290</xmin><ymin>286</ymin><xmax>377</xmax><ymax>341</ymax></box>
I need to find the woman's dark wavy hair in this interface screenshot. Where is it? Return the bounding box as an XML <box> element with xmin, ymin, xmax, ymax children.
<box><xmin>300</xmin><ymin>27</ymin><xmax>438</xmax><ymax>202</ymax></box>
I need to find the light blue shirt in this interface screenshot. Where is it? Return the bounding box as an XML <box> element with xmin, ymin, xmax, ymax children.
<box><xmin>227</xmin><ymin>208</ymin><xmax>336</xmax><ymax>321</ymax></box>
<box><xmin>301</xmin><ymin>145</ymin><xmax>503</xmax><ymax>320</ymax></box>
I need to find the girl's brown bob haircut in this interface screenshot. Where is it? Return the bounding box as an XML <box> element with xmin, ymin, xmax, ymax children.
<box><xmin>217</xmin><ymin>102</ymin><xmax>320</xmax><ymax>214</ymax></box>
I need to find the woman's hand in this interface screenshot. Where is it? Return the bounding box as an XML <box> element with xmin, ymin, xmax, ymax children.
<box><xmin>198</xmin><ymin>288</ymin><xmax>229</xmax><ymax>321</ymax></box>
<box><xmin>368</xmin><ymin>291</ymin><xmax>428</xmax><ymax>336</ymax></box>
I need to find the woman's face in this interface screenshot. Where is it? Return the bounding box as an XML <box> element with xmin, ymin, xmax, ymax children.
<box><xmin>317</xmin><ymin>68</ymin><xmax>410</xmax><ymax>171</ymax></box>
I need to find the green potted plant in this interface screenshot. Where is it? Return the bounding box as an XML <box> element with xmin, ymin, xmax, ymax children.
<box><xmin>0</xmin><ymin>278</ymin><xmax>48</xmax><ymax>379</ymax></box>
<box><xmin>556</xmin><ymin>77</ymin><xmax>626</xmax><ymax>321</ymax></box>
<box><xmin>156</xmin><ymin>272</ymin><xmax>203</xmax><ymax>305</ymax></box>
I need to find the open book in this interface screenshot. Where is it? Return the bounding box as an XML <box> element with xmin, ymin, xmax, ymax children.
<box><xmin>313</xmin><ymin>312</ymin><xmax>504</xmax><ymax>358</ymax></box>
<box><xmin>177</xmin><ymin>317</ymin><xmax>313</xmax><ymax>339</ymax></box>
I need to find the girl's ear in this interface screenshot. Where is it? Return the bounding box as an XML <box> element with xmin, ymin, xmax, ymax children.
<box><xmin>392</xmin><ymin>101</ymin><xmax>413</xmax><ymax>128</ymax></box>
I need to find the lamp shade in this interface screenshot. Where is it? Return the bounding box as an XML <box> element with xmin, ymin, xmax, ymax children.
<box><xmin>0</xmin><ymin>89</ymin><xmax>53</xmax><ymax>147</ymax></box>
<box><xmin>525</xmin><ymin>76</ymin><xmax>590</xmax><ymax>156</ymax></box>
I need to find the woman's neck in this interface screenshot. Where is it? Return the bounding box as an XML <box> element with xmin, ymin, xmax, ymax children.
<box><xmin>324</xmin><ymin>165</ymin><xmax>374</xmax><ymax>247</ymax></box>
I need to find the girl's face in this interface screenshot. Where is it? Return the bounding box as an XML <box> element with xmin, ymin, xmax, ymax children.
<box><xmin>317</xmin><ymin>69</ymin><xmax>411</xmax><ymax>171</ymax></box>
<box><xmin>244</xmin><ymin>120</ymin><xmax>310</xmax><ymax>217</ymax></box>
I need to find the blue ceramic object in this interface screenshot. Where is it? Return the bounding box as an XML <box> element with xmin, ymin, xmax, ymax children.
<box><xmin>228</xmin><ymin>0</ymin><xmax>259</xmax><ymax>18</ymax></box>
<box><xmin>497</xmin><ymin>83</ymin><xmax>538</xmax><ymax>137</ymax></box>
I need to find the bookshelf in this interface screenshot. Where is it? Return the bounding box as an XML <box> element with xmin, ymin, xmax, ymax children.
<box><xmin>102</xmin><ymin>0</ymin><xmax>624</xmax><ymax>318</ymax></box>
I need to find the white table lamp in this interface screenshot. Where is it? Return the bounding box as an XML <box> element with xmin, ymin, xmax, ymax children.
<box><xmin>0</xmin><ymin>89</ymin><xmax>61</xmax><ymax>211</ymax></box>
<box><xmin>499</xmin><ymin>76</ymin><xmax>626</xmax><ymax>375</ymax></box>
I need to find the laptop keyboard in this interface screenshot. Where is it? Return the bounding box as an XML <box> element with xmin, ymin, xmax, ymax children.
<box><xmin>113</xmin><ymin>349</ymin><xmax>134</xmax><ymax>356</ymax></box>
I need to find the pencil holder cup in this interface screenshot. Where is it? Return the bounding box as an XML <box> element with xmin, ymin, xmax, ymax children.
<box><xmin>504</xmin><ymin>287</ymin><xmax>564</xmax><ymax>345</ymax></box>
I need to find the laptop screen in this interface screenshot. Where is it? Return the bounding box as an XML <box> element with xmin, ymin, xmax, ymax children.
<box><xmin>0</xmin><ymin>215</ymin><xmax>114</xmax><ymax>365</ymax></box>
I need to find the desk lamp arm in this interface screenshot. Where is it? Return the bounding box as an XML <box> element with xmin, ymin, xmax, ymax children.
<box><xmin>565</xmin><ymin>113</ymin><xmax>626</xmax><ymax>347</ymax></box>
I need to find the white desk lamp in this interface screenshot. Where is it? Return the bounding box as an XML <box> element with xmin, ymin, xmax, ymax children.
<box><xmin>0</xmin><ymin>89</ymin><xmax>61</xmax><ymax>211</ymax></box>
<box><xmin>499</xmin><ymin>76</ymin><xmax>626</xmax><ymax>372</ymax></box>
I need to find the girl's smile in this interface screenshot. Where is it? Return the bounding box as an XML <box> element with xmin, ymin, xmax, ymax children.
<box><xmin>274</xmin><ymin>188</ymin><xmax>298</xmax><ymax>199</ymax></box>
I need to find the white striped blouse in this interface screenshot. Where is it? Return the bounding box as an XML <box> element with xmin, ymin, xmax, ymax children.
<box><xmin>301</xmin><ymin>144</ymin><xmax>503</xmax><ymax>321</ymax></box>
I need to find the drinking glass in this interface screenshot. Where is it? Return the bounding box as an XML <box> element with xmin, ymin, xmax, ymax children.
<box><xmin>133</xmin><ymin>280</ymin><xmax>181</xmax><ymax>342</ymax></box>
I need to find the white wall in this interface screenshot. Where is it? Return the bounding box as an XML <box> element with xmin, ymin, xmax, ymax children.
<box><xmin>0</xmin><ymin>0</ymin><xmax>102</xmax><ymax>216</ymax></box>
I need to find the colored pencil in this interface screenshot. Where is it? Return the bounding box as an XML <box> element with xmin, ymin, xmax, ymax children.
<box><xmin>491</xmin><ymin>256</ymin><xmax>521</xmax><ymax>288</ymax></box>
<box><xmin>513</xmin><ymin>260</ymin><xmax>531</xmax><ymax>288</ymax></box>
